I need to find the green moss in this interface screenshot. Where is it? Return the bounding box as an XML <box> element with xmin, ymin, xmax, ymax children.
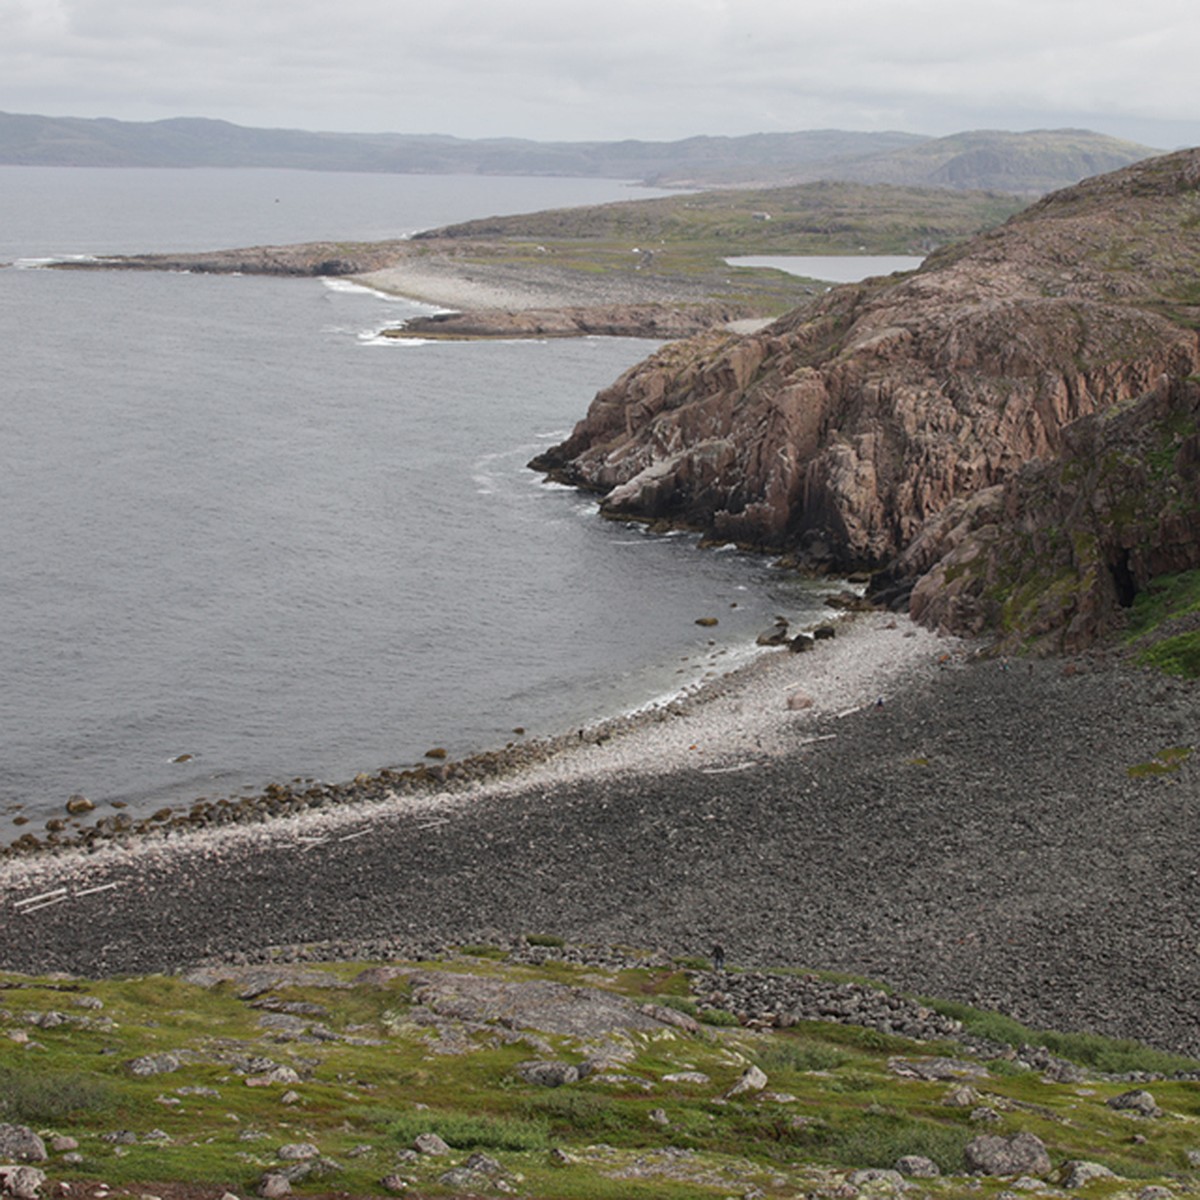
<box><xmin>1129</xmin><ymin>745</ymin><xmax>1194</xmax><ymax>777</ymax></box>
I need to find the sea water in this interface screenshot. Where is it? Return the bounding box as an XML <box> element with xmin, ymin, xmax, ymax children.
<box><xmin>0</xmin><ymin>168</ymin><xmax>834</xmax><ymax>837</ymax></box>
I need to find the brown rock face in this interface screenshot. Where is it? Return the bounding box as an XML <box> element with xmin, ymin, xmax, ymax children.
<box><xmin>531</xmin><ymin>149</ymin><xmax>1200</xmax><ymax>577</ymax></box>
<box><xmin>906</xmin><ymin>374</ymin><xmax>1200</xmax><ymax>651</ymax></box>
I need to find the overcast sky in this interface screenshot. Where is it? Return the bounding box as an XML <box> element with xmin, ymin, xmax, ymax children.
<box><xmin>4</xmin><ymin>0</ymin><xmax>1198</xmax><ymax>148</ymax></box>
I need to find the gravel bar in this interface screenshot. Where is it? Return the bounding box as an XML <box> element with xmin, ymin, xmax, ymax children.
<box><xmin>1</xmin><ymin>614</ymin><xmax>1197</xmax><ymax>1058</ymax></box>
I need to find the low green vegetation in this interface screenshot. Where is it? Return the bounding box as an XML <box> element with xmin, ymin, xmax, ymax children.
<box><xmin>406</xmin><ymin>181</ymin><xmax>1027</xmax><ymax>317</ymax></box>
<box><xmin>1125</xmin><ymin>569</ymin><xmax>1200</xmax><ymax>678</ymax></box>
<box><xmin>923</xmin><ymin>996</ymin><xmax>1200</xmax><ymax>1075</ymax></box>
<box><xmin>0</xmin><ymin>1064</ymin><xmax>115</xmax><ymax>1124</ymax></box>
<box><xmin>2</xmin><ymin>950</ymin><xmax>1198</xmax><ymax>1199</ymax></box>
<box><xmin>428</xmin><ymin>181</ymin><xmax>1025</xmax><ymax>256</ymax></box>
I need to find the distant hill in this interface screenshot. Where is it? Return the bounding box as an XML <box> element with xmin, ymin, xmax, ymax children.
<box><xmin>0</xmin><ymin>111</ymin><xmax>1161</xmax><ymax>196</ymax></box>
<box><xmin>824</xmin><ymin>128</ymin><xmax>1161</xmax><ymax>196</ymax></box>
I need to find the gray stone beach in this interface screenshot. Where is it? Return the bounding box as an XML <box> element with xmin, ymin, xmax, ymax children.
<box><xmin>2</xmin><ymin>614</ymin><xmax>1197</xmax><ymax>1058</ymax></box>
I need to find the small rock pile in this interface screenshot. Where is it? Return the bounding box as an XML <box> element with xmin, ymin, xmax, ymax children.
<box><xmin>695</xmin><ymin>970</ymin><xmax>964</xmax><ymax>1041</ymax></box>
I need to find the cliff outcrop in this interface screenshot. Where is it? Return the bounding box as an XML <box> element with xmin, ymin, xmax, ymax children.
<box><xmin>532</xmin><ymin>149</ymin><xmax>1200</xmax><ymax>644</ymax></box>
<box><xmin>384</xmin><ymin>300</ymin><xmax>757</xmax><ymax>340</ymax></box>
<box><xmin>903</xmin><ymin>374</ymin><xmax>1200</xmax><ymax>651</ymax></box>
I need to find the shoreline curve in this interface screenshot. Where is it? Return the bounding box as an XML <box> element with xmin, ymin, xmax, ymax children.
<box><xmin>3</xmin><ymin>613</ymin><xmax>1199</xmax><ymax>1061</ymax></box>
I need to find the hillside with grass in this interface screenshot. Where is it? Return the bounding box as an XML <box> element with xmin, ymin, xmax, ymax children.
<box><xmin>3</xmin><ymin>943</ymin><xmax>1200</xmax><ymax>1200</ymax></box>
<box><xmin>419</xmin><ymin>179</ymin><xmax>1026</xmax><ymax>256</ymax></box>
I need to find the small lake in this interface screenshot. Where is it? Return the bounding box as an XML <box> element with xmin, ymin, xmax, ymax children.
<box><xmin>727</xmin><ymin>255</ymin><xmax>925</xmax><ymax>283</ymax></box>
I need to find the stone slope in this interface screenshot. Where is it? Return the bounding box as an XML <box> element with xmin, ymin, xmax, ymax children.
<box><xmin>531</xmin><ymin>148</ymin><xmax>1200</xmax><ymax>586</ymax></box>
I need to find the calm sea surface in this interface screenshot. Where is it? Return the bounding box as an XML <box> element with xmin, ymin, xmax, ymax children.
<box><xmin>727</xmin><ymin>254</ymin><xmax>924</xmax><ymax>282</ymax></box>
<box><xmin>1</xmin><ymin>168</ymin><xmax>834</xmax><ymax>837</ymax></box>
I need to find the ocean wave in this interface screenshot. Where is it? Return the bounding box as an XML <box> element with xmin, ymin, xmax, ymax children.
<box><xmin>13</xmin><ymin>254</ymin><xmax>110</xmax><ymax>269</ymax></box>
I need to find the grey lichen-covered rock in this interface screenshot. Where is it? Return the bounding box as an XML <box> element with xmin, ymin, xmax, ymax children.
<box><xmin>640</xmin><ymin>1002</ymin><xmax>701</xmax><ymax>1034</ymax></box>
<box><xmin>245</xmin><ymin>1066</ymin><xmax>301</xmax><ymax>1087</ymax></box>
<box><xmin>943</xmin><ymin>1084</ymin><xmax>983</xmax><ymax>1108</ymax></box>
<box><xmin>463</xmin><ymin>1152</ymin><xmax>502</xmax><ymax>1177</ymax></box>
<box><xmin>516</xmin><ymin>1060</ymin><xmax>585</xmax><ymax>1087</ymax></box>
<box><xmin>437</xmin><ymin>1167</ymin><xmax>490</xmax><ymax>1190</ymax></box>
<box><xmin>1107</xmin><ymin>1089</ymin><xmax>1162</xmax><ymax>1118</ymax></box>
<box><xmin>895</xmin><ymin>1155</ymin><xmax>941</xmax><ymax>1178</ymax></box>
<box><xmin>847</xmin><ymin>1167</ymin><xmax>909</xmax><ymax>1192</ymax></box>
<box><xmin>126</xmin><ymin>1052</ymin><xmax>182</xmax><ymax>1077</ymax></box>
<box><xmin>277</xmin><ymin>1143</ymin><xmax>319</xmax><ymax>1161</ymax></box>
<box><xmin>0</xmin><ymin>1165</ymin><xmax>46</xmax><ymax>1200</ymax></box>
<box><xmin>964</xmin><ymin>1131</ymin><xmax>1052</xmax><ymax>1177</ymax></box>
<box><xmin>0</xmin><ymin>1127</ymin><xmax>47</xmax><ymax>1164</ymax></box>
<box><xmin>412</xmin><ymin>1132</ymin><xmax>451</xmax><ymax>1156</ymax></box>
<box><xmin>970</xmin><ymin>1105</ymin><xmax>1003</xmax><ymax>1123</ymax></box>
<box><xmin>1059</xmin><ymin>1160</ymin><xmax>1117</xmax><ymax>1188</ymax></box>
<box><xmin>28</xmin><ymin>1011</ymin><xmax>66</xmax><ymax>1029</ymax></box>
<box><xmin>255</xmin><ymin>1174</ymin><xmax>291</xmax><ymax>1199</ymax></box>
<box><xmin>890</xmin><ymin>1056</ymin><xmax>987</xmax><ymax>1081</ymax></box>
<box><xmin>725</xmin><ymin>1064</ymin><xmax>769</xmax><ymax>1097</ymax></box>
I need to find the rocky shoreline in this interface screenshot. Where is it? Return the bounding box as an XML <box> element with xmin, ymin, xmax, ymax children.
<box><xmin>43</xmin><ymin>238</ymin><xmax>799</xmax><ymax>339</ymax></box>
<box><xmin>2</xmin><ymin>614</ymin><xmax>1198</xmax><ymax>1060</ymax></box>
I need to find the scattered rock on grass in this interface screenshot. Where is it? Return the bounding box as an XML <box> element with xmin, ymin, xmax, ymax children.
<box><xmin>245</xmin><ymin>1066</ymin><xmax>301</xmax><ymax>1087</ymax></box>
<box><xmin>964</xmin><ymin>1131</ymin><xmax>1051</xmax><ymax>1177</ymax></box>
<box><xmin>277</xmin><ymin>1143</ymin><xmax>319</xmax><ymax>1161</ymax></box>
<box><xmin>725</xmin><ymin>1064</ymin><xmax>768</xmax><ymax>1097</ymax></box>
<box><xmin>516</xmin><ymin>1060</ymin><xmax>585</xmax><ymax>1087</ymax></box>
<box><xmin>0</xmin><ymin>1127</ymin><xmax>45</xmax><ymax>1164</ymax></box>
<box><xmin>127</xmin><ymin>1052</ymin><xmax>182</xmax><ymax>1077</ymax></box>
<box><xmin>0</xmin><ymin>1165</ymin><xmax>46</xmax><ymax>1200</ymax></box>
<box><xmin>895</xmin><ymin>1155</ymin><xmax>940</xmax><ymax>1177</ymax></box>
<box><xmin>1108</xmin><ymin>1089</ymin><xmax>1161</xmax><ymax>1117</ymax></box>
<box><xmin>1060</xmin><ymin>1160</ymin><xmax>1118</xmax><ymax>1188</ymax></box>
<box><xmin>413</xmin><ymin>1133</ymin><xmax>451</xmax><ymax>1156</ymax></box>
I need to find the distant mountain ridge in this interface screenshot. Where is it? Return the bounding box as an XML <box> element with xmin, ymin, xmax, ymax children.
<box><xmin>0</xmin><ymin>111</ymin><xmax>1159</xmax><ymax>195</ymax></box>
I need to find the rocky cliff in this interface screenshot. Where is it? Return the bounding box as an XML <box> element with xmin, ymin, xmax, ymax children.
<box><xmin>902</xmin><ymin>374</ymin><xmax>1200</xmax><ymax>651</ymax></box>
<box><xmin>532</xmin><ymin>149</ymin><xmax>1200</xmax><ymax>644</ymax></box>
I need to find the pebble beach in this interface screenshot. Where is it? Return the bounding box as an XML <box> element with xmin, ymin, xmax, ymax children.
<box><xmin>3</xmin><ymin>611</ymin><xmax>1199</xmax><ymax>1059</ymax></box>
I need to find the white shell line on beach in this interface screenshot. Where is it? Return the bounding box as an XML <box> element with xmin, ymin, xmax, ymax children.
<box><xmin>11</xmin><ymin>879</ymin><xmax>126</xmax><ymax>912</ymax></box>
<box><xmin>12</xmin><ymin>886</ymin><xmax>68</xmax><ymax>908</ymax></box>
<box><xmin>16</xmin><ymin>895</ymin><xmax>70</xmax><ymax>914</ymax></box>
<box><xmin>699</xmin><ymin>761</ymin><xmax>761</xmax><ymax>774</ymax></box>
<box><xmin>336</xmin><ymin>829</ymin><xmax>371</xmax><ymax>842</ymax></box>
<box><xmin>75</xmin><ymin>881</ymin><xmax>124</xmax><ymax>898</ymax></box>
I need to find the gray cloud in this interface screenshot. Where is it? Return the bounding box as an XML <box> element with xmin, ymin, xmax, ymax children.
<box><xmin>4</xmin><ymin>0</ymin><xmax>1198</xmax><ymax>146</ymax></box>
